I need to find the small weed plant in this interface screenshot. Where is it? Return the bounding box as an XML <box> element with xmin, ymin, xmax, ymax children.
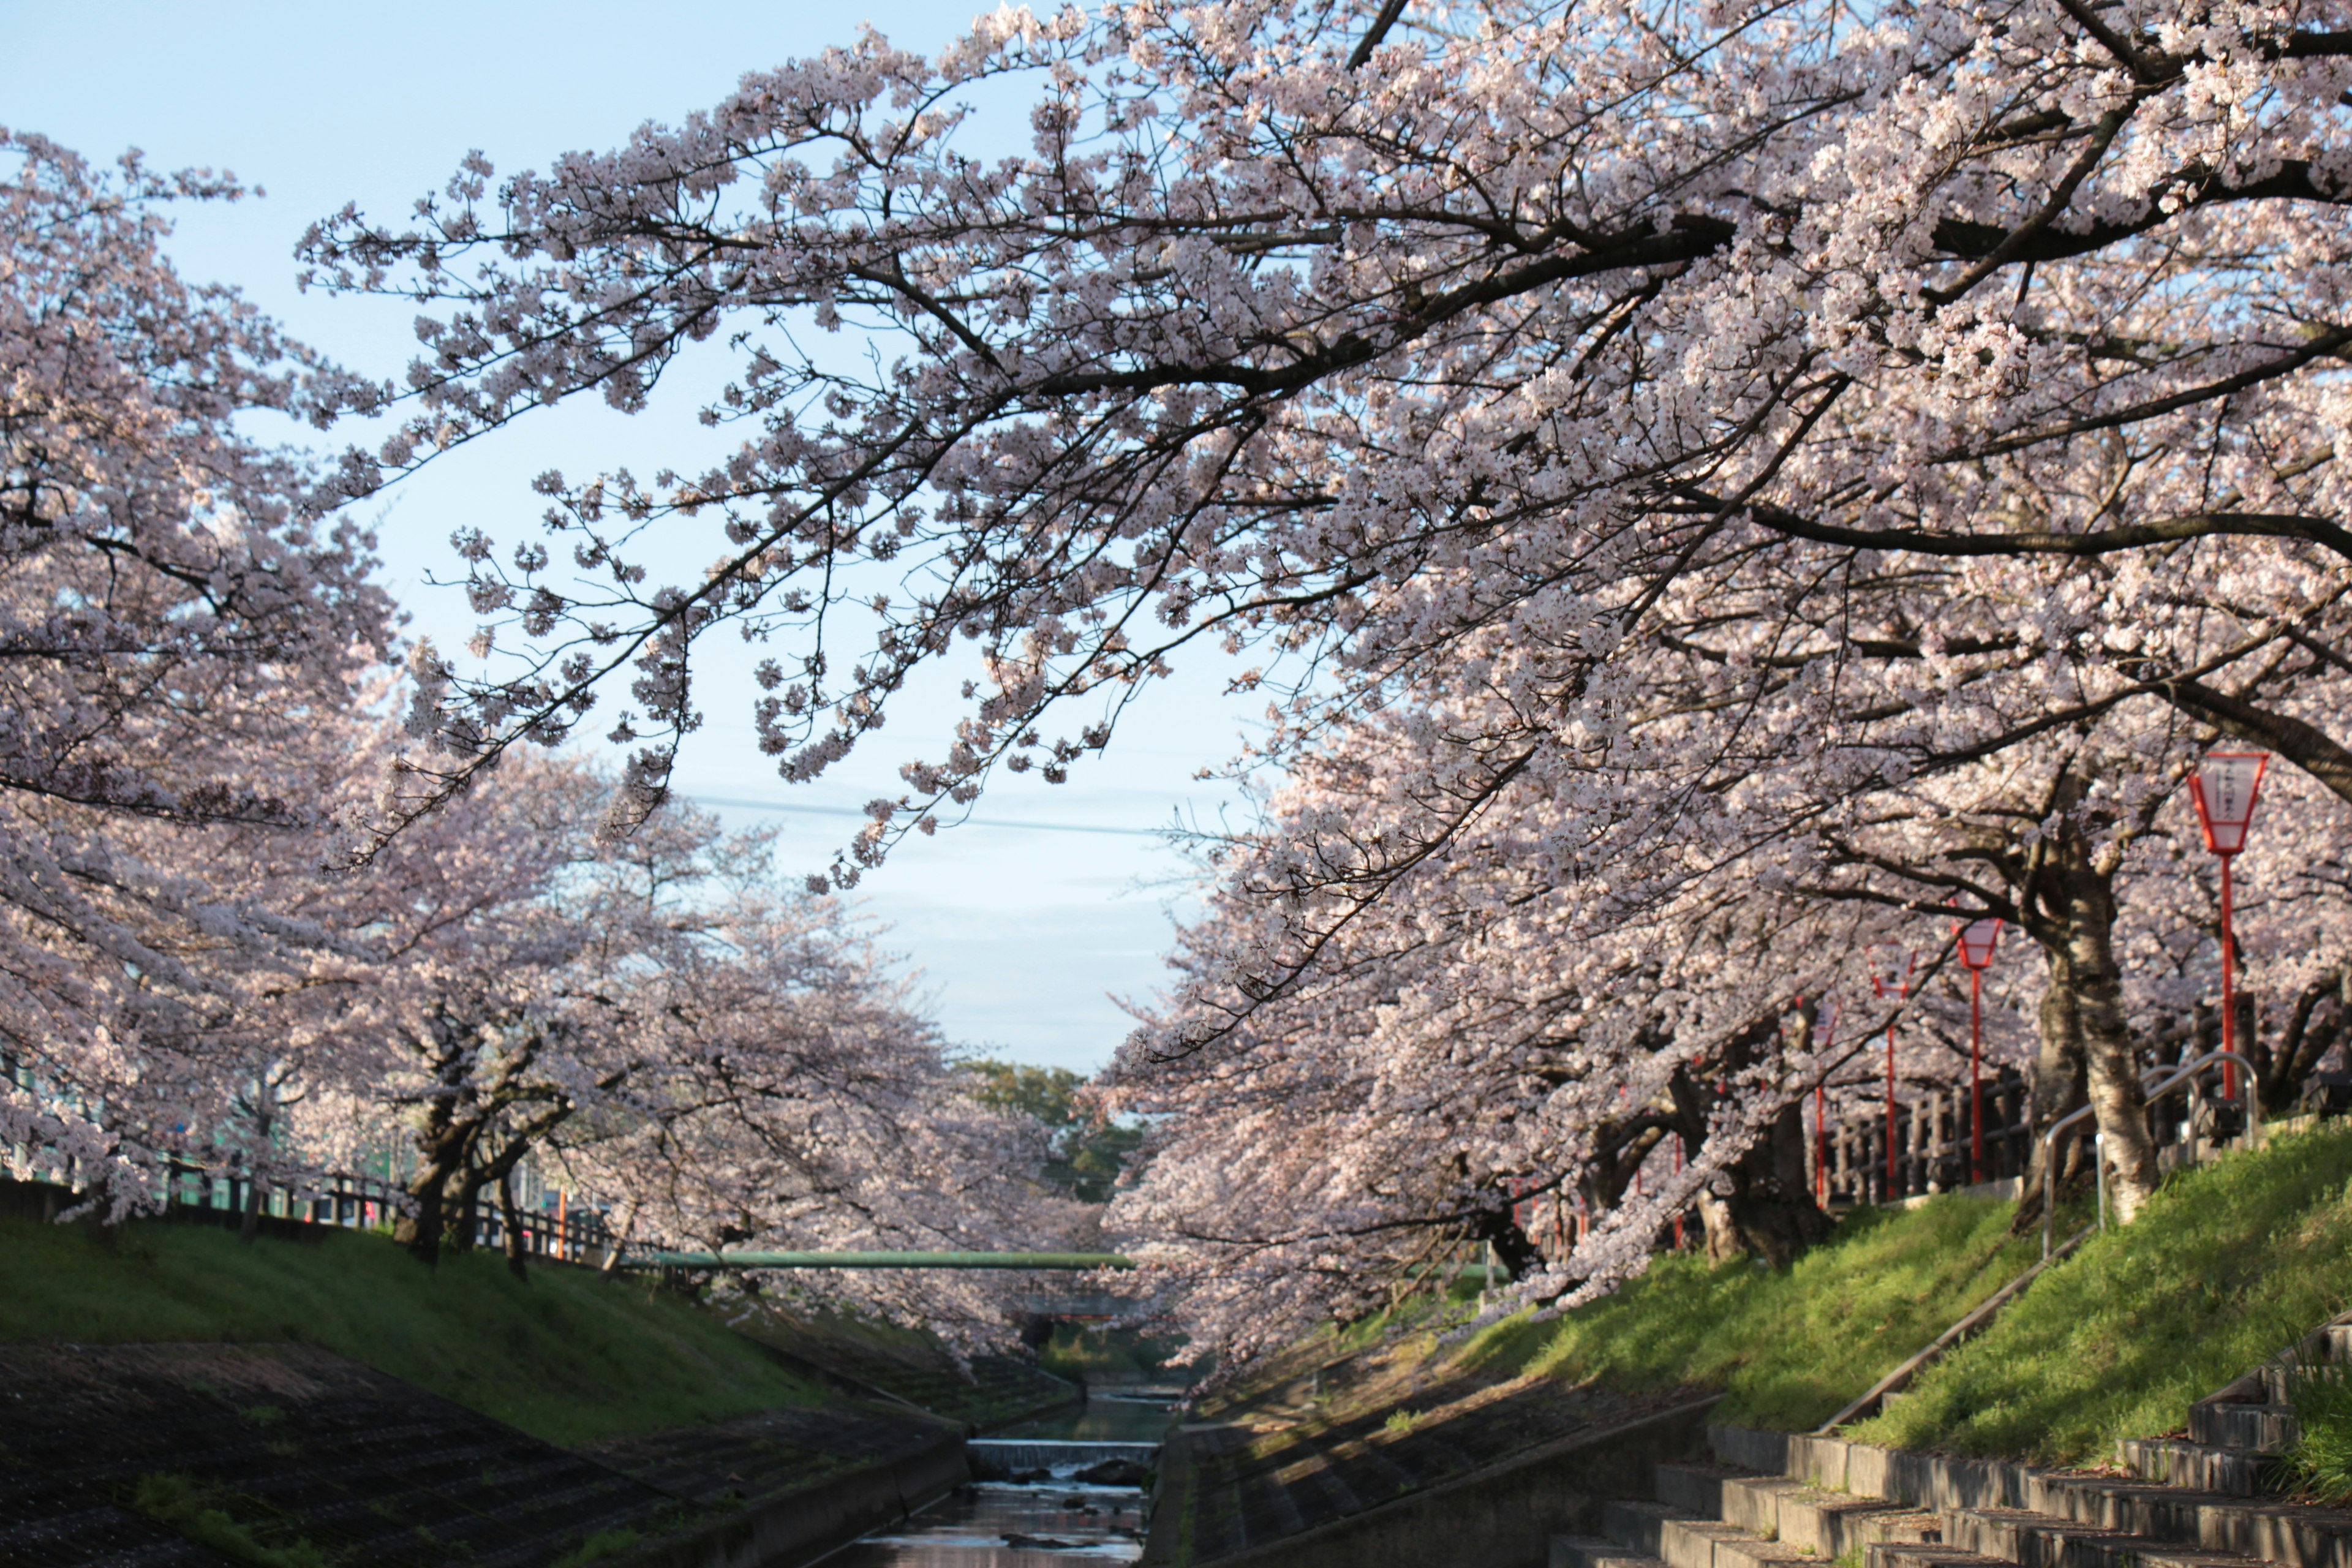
<box><xmin>2284</xmin><ymin>1363</ymin><xmax>2352</xmax><ymax>1505</ymax></box>
<box><xmin>132</xmin><ymin>1472</ymin><xmax>329</xmax><ymax>1568</ymax></box>
<box><xmin>1383</xmin><ymin>1408</ymin><xmax>1419</xmax><ymax>1435</ymax></box>
<box><xmin>552</xmin><ymin>1528</ymin><xmax>646</xmax><ymax>1567</ymax></box>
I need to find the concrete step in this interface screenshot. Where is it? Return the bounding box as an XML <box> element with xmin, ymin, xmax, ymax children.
<box><xmin>1600</xmin><ymin>1498</ymin><xmax>1823</xmax><ymax>1568</ymax></box>
<box><xmin>1773</xmin><ymin>1488</ymin><xmax>1944</xmax><ymax>1558</ymax></box>
<box><xmin>2188</xmin><ymin>1401</ymin><xmax>2298</xmax><ymax>1452</ymax></box>
<box><xmin>1664</xmin><ymin>1451</ymin><xmax>1954</xmax><ymax>1555</ymax></box>
<box><xmin>1705</xmin><ymin>1422</ymin><xmax>2352</xmax><ymax>1568</ymax></box>
<box><xmin>2116</xmin><ymin>1438</ymin><xmax>2269</xmax><ymax>1498</ymax></box>
<box><xmin>1654</xmin><ymin>1461</ymin><xmax>1751</xmax><ymax>1521</ymax></box>
<box><xmin>1710</xmin><ymin>1472</ymin><xmax>1811</xmax><ymax>1539</ymax></box>
<box><xmin>1941</xmin><ymin>1504</ymin><xmax>2256</xmax><ymax>1568</ymax></box>
<box><xmin>1867</xmin><ymin>1543</ymin><xmax>2021</xmax><ymax>1568</ymax></box>
<box><xmin>1602</xmin><ymin>1500</ymin><xmax>1698</xmax><ymax>1564</ymax></box>
<box><xmin>1553</xmin><ymin>1534</ymin><xmax>1669</xmax><ymax>1568</ymax></box>
<box><xmin>2024</xmin><ymin>1471</ymin><xmax>2352</xmax><ymax>1568</ymax></box>
<box><xmin>2264</xmin><ymin>1362</ymin><xmax>2351</xmax><ymax>1403</ymax></box>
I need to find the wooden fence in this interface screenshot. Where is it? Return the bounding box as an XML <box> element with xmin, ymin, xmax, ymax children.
<box><xmin>1814</xmin><ymin>1066</ymin><xmax>2034</xmax><ymax>1205</ymax></box>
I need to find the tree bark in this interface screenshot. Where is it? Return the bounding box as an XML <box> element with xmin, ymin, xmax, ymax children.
<box><xmin>2018</xmin><ymin>804</ymin><xmax>2158</xmax><ymax>1224</ymax></box>
<box><xmin>1694</xmin><ymin>1099</ymin><xmax>1834</xmax><ymax>1267</ymax></box>
<box><xmin>1583</xmin><ymin>1119</ymin><xmax>1667</xmax><ymax>1212</ymax></box>
<box><xmin>395</xmin><ymin>1170</ymin><xmax>445</xmax><ymax>1264</ymax></box>
<box><xmin>2011</xmin><ymin>962</ymin><xmax>2091</xmax><ymax>1234</ymax></box>
<box><xmin>239</xmin><ymin>1171</ymin><xmax>265</xmax><ymax>1245</ymax></box>
<box><xmin>453</xmin><ymin>1169</ymin><xmax>481</xmax><ymax>1253</ymax></box>
<box><xmin>499</xmin><ymin>1166</ymin><xmax>529</xmax><ymax>1283</ymax></box>
<box><xmin>2266</xmin><ymin>971</ymin><xmax>2348</xmax><ymax>1115</ymax></box>
<box><xmin>1674</xmin><ymin>1012</ymin><xmax>1835</xmax><ymax>1268</ymax></box>
<box><xmin>397</xmin><ymin>1125</ymin><xmax>469</xmax><ymax>1266</ymax></box>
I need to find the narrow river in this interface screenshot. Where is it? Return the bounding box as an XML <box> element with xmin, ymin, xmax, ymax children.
<box><xmin>824</xmin><ymin>1391</ymin><xmax>1178</xmax><ymax>1566</ymax></box>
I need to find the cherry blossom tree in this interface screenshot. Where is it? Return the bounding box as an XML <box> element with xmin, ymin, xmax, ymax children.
<box><xmin>260</xmin><ymin>740</ymin><xmax>1051</xmax><ymax>1297</ymax></box>
<box><xmin>275</xmin><ymin>0</ymin><xmax>2352</xmax><ymax>1354</ymax></box>
<box><xmin>0</xmin><ymin>132</ymin><xmax>394</xmax><ymax>1202</ymax></box>
<box><xmin>297</xmin><ymin>0</ymin><xmax>2352</xmax><ymax>862</ymax></box>
<box><xmin>0</xmin><ymin>134</ymin><xmax>1066</xmax><ymax>1351</ymax></box>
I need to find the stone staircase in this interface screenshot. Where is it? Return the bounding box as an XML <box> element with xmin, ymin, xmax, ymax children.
<box><xmin>1551</xmin><ymin>1413</ymin><xmax>2352</xmax><ymax>1568</ymax></box>
<box><xmin>2119</xmin><ymin>1315</ymin><xmax>2352</xmax><ymax>1498</ymax></box>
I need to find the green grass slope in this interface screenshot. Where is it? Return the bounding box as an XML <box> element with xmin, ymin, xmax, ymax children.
<box><xmin>1460</xmin><ymin>1191</ymin><xmax>2041</xmax><ymax>1431</ymax></box>
<box><xmin>0</xmin><ymin>1216</ymin><xmax>825</xmax><ymax>1446</ymax></box>
<box><xmin>1858</xmin><ymin>1123</ymin><xmax>2352</xmax><ymax>1463</ymax></box>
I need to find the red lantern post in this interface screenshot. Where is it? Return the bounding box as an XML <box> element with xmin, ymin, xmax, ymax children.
<box><xmin>1811</xmin><ymin>997</ymin><xmax>1839</xmax><ymax>1206</ymax></box>
<box><xmin>1952</xmin><ymin>916</ymin><xmax>2003</xmax><ymax>1183</ymax></box>
<box><xmin>1870</xmin><ymin>948</ymin><xmax>1918</xmax><ymax>1198</ymax></box>
<box><xmin>1672</xmin><ymin>1134</ymin><xmax>1684</xmax><ymax>1250</ymax></box>
<box><xmin>2187</xmin><ymin>753</ymin><xmax>2270</xmax><ymax>1100</ymax></box>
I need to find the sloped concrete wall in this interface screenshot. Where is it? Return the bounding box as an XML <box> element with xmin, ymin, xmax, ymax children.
<box><xmin>613</xmin><ymin>1430</ymin><xmax>972</xmax><ymax>1568</ymax></box>
<box><xmin>1153</xmin><ymin>1394</ymin><xmax>1720</xmax><ymax>1568</ymax></box>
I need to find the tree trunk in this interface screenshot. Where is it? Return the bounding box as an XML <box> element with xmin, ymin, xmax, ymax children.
<box><xmin>499</xmin><ymin>1166</ymin><xmax>529</xmax><ymax>1283</ymax></box>
<box><xmin>1583</xmin><ymin>1120</ymin><xmax>1667</xmax><ymax>1212</ymax></box>
<box><xmin>2264</xmin><ymin>971</ymin><xmax>2348</xmax><ymax>1116</ymax></box>
<box><xmin>238</xmin><ymin>1096</ymin><xmax>274</xmax><ymax>1245</ymax></box>
<box><xmin>1473</xmin><ymin>1197</ymin><xmax>1547</xmax><ymax>1281</ymax></box>
<box><xmin>397</xmin><ymin>1129</ymin><xmax>469</xmax><ymax>1267</ymax></box>
<box><xmin>2016</xmin><ymin>807</ymin><xmax>2157</xmax><ymax>1224</ymax></box>
<box><xmin>2011</xmin><ymin>967</ymin><xmax>2092</xmax><ymax>1235</ymax></box>
<box><xmin>239</xmin><ymin>1172</ymin><xmax>265</xmax><ymax>1244</ymax></box>
<box><xmin>1694</xmin><ymin>1099</ymin><xmax>1834</xmax><ymax>1268</ymax></box>
<box><xmin>453</xmin><ymin>1170</ymin><xmax>481</xmax><ymax>1253</ymax></box>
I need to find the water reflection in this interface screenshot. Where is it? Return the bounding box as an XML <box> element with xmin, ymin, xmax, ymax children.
<box><xmin>826</xmin><ymin>1481</ymin><xmax>1145</xmax><ymax>1566</ymax></box>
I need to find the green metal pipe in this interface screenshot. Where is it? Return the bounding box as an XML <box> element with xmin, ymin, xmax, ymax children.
<box><xmin>621</xmin><ymin>1250</ymin><xmax>1136</xmax><ymax>1270</ymax></box>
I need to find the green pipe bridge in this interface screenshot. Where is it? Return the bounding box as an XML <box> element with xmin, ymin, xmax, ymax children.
<box><xmin>619</xmin><ymin>1250</ymin><xmax>1136</xmax><ymax>1270</ymax></box>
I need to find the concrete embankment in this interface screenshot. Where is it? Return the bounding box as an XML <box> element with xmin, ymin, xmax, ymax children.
<box><xmin>607</xmin><ymin>1427</ymin><xmax>974</xmax><ymax>1568</ymax></box>
<box><xmin>1147</xmin><ymin>1392</ymin><xmax>1719</xmax><ymax>1568</ymax></box>
<box><xmin>0</xmin><ymin>1335</ymin><xmax>1050</xmax><ymax>1567</ymax></box>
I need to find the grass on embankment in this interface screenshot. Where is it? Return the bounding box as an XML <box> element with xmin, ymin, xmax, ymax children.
<box><xmin>1855</xmin><ymin>1121</ymin><xmax>2352</xmax><ymax>1464</ymax></box>
<box><xmin>1458</xmin><ymin>1192</ymin><xmax>2043</xmax><ymax>1431</ymax></box>
<box><xmin>0</xmin><ymin>1216</ymin><xmax>824</xmax><ymax>1446</ymax></box>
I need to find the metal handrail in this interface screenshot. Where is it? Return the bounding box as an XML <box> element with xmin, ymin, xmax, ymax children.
<box><xmin>2041</xmin><ymin>1049</ymin><xmax>2255</xmax><ymax>1259</ymax></box>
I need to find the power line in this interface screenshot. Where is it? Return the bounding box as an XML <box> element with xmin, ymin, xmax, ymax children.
<box><xmin>687</xmin><ymin>791</ymin><xmax>1172</xmax><ymax>839</ymax></box>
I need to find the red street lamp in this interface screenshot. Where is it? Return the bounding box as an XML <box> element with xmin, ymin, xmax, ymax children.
<box><xmin>1811</xmin><ymin>997</ymin><xmax>1839</xmax><ymax>1206</ymax></box>
<box><xmin>1870</xmin><ymin>947</ymin><xmax>1919</xmax><ymax>1197</ymax></box>
<box><xmin>1672</xmin><ymin>1134</ymin><xmax>1685</xmax><ymax>1250</ymax></box>
<box><xmin>1951</xmin><ymin>914</ymin><xmax>2003</xmax><ymax>1184</ymax></box>
<box><xmin>2187</xmin><ymin>752</ymin><xmax>2270</xmax><ymax>1100</ymax></box>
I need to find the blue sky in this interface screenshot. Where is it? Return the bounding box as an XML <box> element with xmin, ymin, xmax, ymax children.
<box><xmin>2</xmin><ymin>0</ymin><xmax>1262</xmax><ymax>1072</ymax></box>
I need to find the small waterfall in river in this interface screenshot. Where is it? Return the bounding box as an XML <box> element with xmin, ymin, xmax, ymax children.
<box><xmin>826</xmin><ymin>1391</ymin><xmax>1178</xmax><ymax>1565</ymax></box>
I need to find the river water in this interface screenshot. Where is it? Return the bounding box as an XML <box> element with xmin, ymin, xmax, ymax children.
<box><xmin>822</xmin><ymin>1392</ymin><xmax>1180</xmax><ymax>1567</ymax></box>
